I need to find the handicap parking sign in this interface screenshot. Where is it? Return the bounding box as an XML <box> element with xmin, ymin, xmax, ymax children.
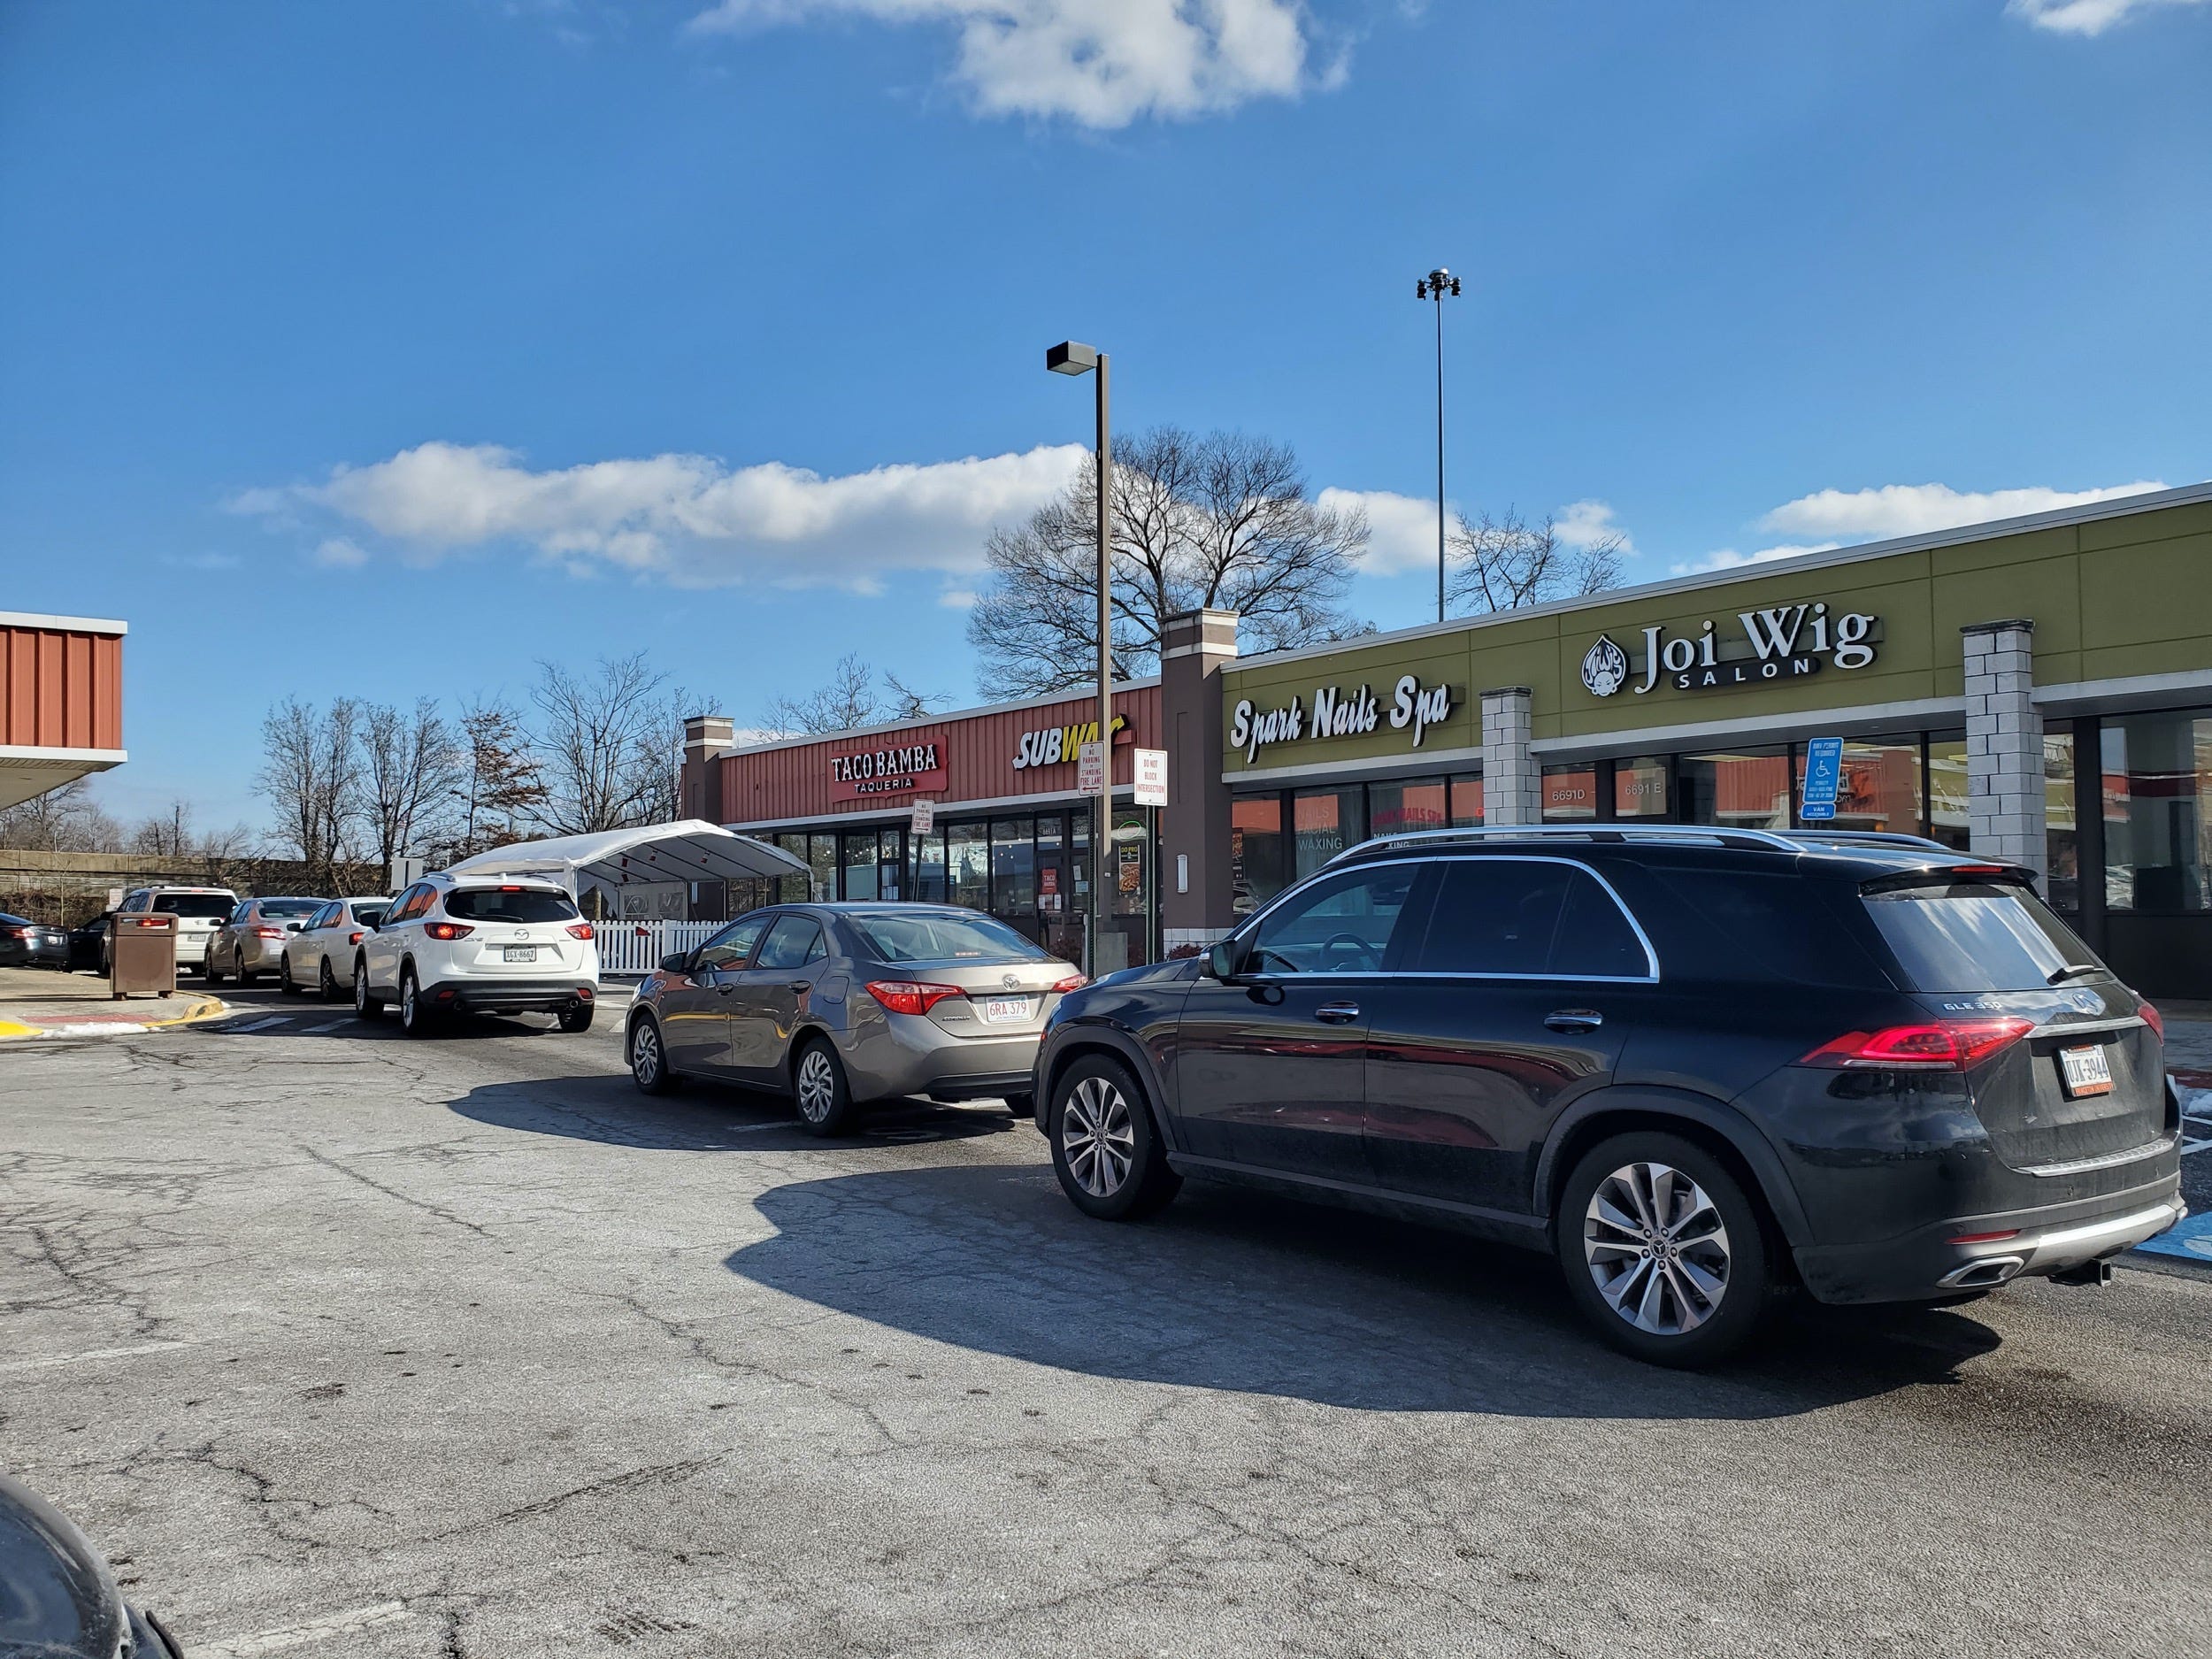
<box><xmin>1801</xmin><ymin>736</ymin><xmax>1843</xmax><ymax>823</ymax></box>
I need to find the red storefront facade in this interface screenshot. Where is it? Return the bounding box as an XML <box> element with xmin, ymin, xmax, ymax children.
<box><xmin>682</xmin><ymin>681</ymin><xmax>1164</xmax><ymax>969</ymax></box>
<box><xmin>1</xmin><ymin>611</ymin><xmax>127</xmax><ymax>810</ymax></box>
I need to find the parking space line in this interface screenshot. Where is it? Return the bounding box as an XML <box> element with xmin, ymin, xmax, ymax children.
<box><xmin>0</xmin><ymin>1340</ymin><xmax>197</xmax><ymax>1374</ymax></box>
<box><xmin>232</xmin><ymin>1016</ymin><xmax>291</xmax><ymax>1032</ymax></box>
<box><xmin>303</xmin><ymin>1018</ymin><xmax>349</xmax><ymax>1033</ymax></box>
<box><xmin>192</xmin><ymin>1601</ymin><xmax>416</xmax><ymax>1656</ymax></box>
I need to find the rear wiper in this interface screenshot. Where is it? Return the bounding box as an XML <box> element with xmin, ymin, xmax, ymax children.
<box><xmin>2047</xmin><ymin>964</ymin><xmax>2101</xmax><ymax>985</ymax></box>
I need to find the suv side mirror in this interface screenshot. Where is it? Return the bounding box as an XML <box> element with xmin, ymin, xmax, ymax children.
<box><xmin>659</xmin><ymin>950</ymin><xmax>692</xmax><ymax>974</ymax></box>
<box><xmin>1205</xmin><ymin>938</ymin><xmax>1247</xmax><ymax>981</ymax></box>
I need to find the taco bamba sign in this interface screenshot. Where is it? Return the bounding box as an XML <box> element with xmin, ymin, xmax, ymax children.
<box><xmin>1580</xmin><ymin>603</ymin><xmax>1879</xmax><ymax>699</ymax></box>
<box><xmin>1231</xmin><ymin>674</ymin><xmax>1455</xmax><ymax>764</ymax></box>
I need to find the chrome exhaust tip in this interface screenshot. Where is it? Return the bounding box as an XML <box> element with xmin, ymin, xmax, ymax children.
<box><xmin>1939</xmin><ymin>1256</ymin><xmax>2024</xmax><ymax>1289</ymax></box>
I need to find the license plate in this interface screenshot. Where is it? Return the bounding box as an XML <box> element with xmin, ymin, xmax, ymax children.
<box><xmin>979</xmin><ymin>996</ymin><xmax>1028</xmax><ymax>1025</ymax></box>
<box><xmin>503</xmin><ymin>945</ymin><xmax>538</xmax><ymax>964</ymax></box>
<box><xmin>2059</xmin><ymin>1043</ymin><xmax>2112</xmax><ymax>1097</ymax></box>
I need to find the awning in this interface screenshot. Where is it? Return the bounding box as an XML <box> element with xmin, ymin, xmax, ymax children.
<box><xmin>443</xmin><ymin>820</ymin><xmax>809</xmax><ymax>891</ymax></box>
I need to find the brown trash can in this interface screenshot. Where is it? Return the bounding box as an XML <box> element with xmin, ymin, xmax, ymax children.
<box><xmin>111</xmin><ymin>911</ymin><xmax>178</xmax><ymax>1000</ymax></box>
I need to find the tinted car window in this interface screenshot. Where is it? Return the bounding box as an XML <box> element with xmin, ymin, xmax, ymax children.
<box><xmin>257</xmin><ymin>898</ymin><xmax>324</xmax><ymax>920</ymax></box>
<box><xmin>442</xmin><ymin>887</ymin><xmax>580</xmax><ymax>924</ymax></box>
<box><xmin>353</xmin><ymin>906</ymin><xmax>388</xmax><ymax>929</ymax></box>
<box><xmin>151</xmin><ymin>894</ymin><xmax>234</xmax><ymax>918</ymax></box>
<box><xmin>847</xmin><ymin>911</ymin><xmax>1048</xmax><ymax>963</ymax></box>
<box><xmin>698</xmin><ymin>914</ymin><xmax>771</xmax><ymax>970</ymax></box>
<box><xmin>1640</xmin><ymin>868</ymin><xmax>1888</xmax><ymax>989</ymax></box>
<box><xmin>1409</xmin><ymin>859</ymin><xmax>1647</xmax><ymax>978</ymax></box>
<box><xmin>1865</xmin><ymin>879</ymin><xmax>2098</xmax><ymax>993</ymax></box>
<box><xmin>1248</xmin><ymin>865</ymin><xmax>1417</xmax><ymax>973</ymax></box>
<box><xmin>756</xmin><ymin>917</ymin><xmax>824</xmax><ymax>971</ymax></box>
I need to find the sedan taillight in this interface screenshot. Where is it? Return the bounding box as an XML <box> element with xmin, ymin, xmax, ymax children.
<box><xmin>1800</xmin><ymin>1018</ymin><xmax>2034</xmax><ymax>1071</ymax></box>
<box><xmin>348</xmin><ymin>931</ymin><xmax>364</xmax><ymax>945</ymax></box>
<box><xmin>426</xmin><ymin>922</ymin><xmax>474</xmax><ymax>941</ymax></box>
<box><xmin>251</xmin><ymin>926</ymin><xmax>285</xmax><ymax>939</ymax></box>
<box><xmin>866</xmin><ymin>980</ymin><xmax>964</xmax><ymax>1017</ymax></box>
<box><xmin>0</xmin><ymin>926</ymin><xmax>26</xmax><ymax>939</ymax></box>
<box><xmin>1049</xmin><ymin>972</ymin><xmax>1088</xmax><ymax>994</ymax></box>
<box><xmin>566</xmin><ymin>922</ymin><xmax>595</xmax><ymax>941</ymax></box>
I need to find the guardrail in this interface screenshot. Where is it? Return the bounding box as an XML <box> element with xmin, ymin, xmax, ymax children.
<box><xmin>595</xmin><ymin>918</ymin><xmax>722</xmax><ymax>976</ymax></box>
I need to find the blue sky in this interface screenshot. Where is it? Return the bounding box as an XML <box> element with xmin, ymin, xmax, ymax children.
<box><xmin>3</xmin><ymin>0</ymin><xmax>2208</xmax><ymax>830</ymax></box>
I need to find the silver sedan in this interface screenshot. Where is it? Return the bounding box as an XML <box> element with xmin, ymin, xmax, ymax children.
<box><xmin>626</xmin><ymin>903</ymin><xmax>1086</xmax><ymax>1135</ymax></box>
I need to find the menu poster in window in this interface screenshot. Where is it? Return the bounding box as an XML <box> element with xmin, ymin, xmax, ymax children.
<box><xmin>1118</xmin><ymin>843</ymin><xmax>1141</xmax><ymax>894</ymax></box>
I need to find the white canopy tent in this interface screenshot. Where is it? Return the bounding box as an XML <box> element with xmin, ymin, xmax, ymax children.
<box><xmin>444</xmin><ymin>820</ymin><xmax>810</xmax><ymax>916</ymax></box>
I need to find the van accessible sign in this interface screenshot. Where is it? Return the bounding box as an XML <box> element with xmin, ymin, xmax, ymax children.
<box><xmin>1231</xmin><ymin>673</ymin><xmax>1455</xmax><ymax>765</ymax></box>
<box><xmin>1580</xmin><ymin>603</ymin><xmax>1879</xmax><ymax>699</ymax></box>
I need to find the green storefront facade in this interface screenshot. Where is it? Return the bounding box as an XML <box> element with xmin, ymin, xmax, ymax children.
<box><xmin>1187</xmin><ymin>483</ymin><xmax>2212</xmax><ymax>996</ymax></box>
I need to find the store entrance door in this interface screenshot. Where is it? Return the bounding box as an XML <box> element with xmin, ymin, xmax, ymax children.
<box><xmin>1034</xmin><ymin>812</ymin><xmax>1082</xmax><ymax>965</ymax></box>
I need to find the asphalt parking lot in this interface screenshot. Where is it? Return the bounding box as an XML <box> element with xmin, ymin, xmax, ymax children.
<box><xmin>5</xmin><ymin>987</ymin><xmax>2210</xmax><ymax>1658</ymax></box>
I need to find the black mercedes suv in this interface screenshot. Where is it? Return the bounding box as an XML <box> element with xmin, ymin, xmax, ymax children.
<box><xmin>1031</xmin><ymin>826</ymin><xmax>2185</xmax><ymax>1366</ymax></box>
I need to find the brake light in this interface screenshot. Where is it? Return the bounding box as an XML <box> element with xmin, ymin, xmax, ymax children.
<box><xmin>349</xmin><ymin>931</ymin><xmax>364</xmax><ymax>945</ymax></box>
<box><xmin>426</xmin><ymin>922</ymin><xmax>474</xmax><ymax>941</ymax></box>
<box><xmin>1049</xmin><ymin>973</ymin><xmax>1088</xmax><ymax>994</ymax></box>
<box><xmin>1948</xmin><ymin>1228</ymin><xmax>2022</xmax><ymax>1245</ymax></box>
<box><xmin>251</xmin><ymin>926</ymin><xmax>285</xmax><ymax>939</ymax></box>
<box><xmin>1801</xmin><ymin>1018</ymin><xmax>2035</xmax><ymax>1070</ymax></box>
<box><xmin>1952</xmin><ymin>864</ymin><xmax>2009</xmax><ymax>876</ymax></box>
<box><xmin>565</xmin><ymin>922</ymin><xmax>595</xmax><ymax>941</ymax></box>
<box><xmin>865</xmin><ymin>980</ymin><xmax>964</xmax><ymax>1017</ymax></box>
<box><xmin>135</xmin><ymin>918</ymin><xmax>165</xmax><ymax>928</ymax></box>
<box><xmin>0</xmin><ymin>926</ymin><xmax>25</xmax><ymax>939</ymax></box>
<box><xmin>2140</xmin><ymin>1001</ymin><xmax>2164</xmax><ymax>1041</ymax></box>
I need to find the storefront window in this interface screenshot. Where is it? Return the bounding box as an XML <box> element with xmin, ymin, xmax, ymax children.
<box><xmin>1368</xmin><ymin>780</ymin><xmax>1448</xmax><ymax>837</ymax></box>
<box><xmin>910</xmin><ymin>829</ymin><xmax>948</xmax><ymax>902</ymax></box>
<box><xmin>1797</xmin><ymin>738</ymin><xmax>1922</xmax><ymax>836</ymax></box>
<box><xmin>1110</xmin><ymin>810</ymin><xmax>1149</xmax><ymax>918</ymax></box>
<box><xmin>806</xmin><ymin>833</ymin><xmax>837</xmax><ymax>902</ymax></box>
<box><xmin>1449</xmin><ymin>773</ymin><xmax>1484</xmax><ymax>826</ymax></box>
<box><xmin>1678</xmin><ymin>751</ymin><xmax>1791</xmax><ymax>830</ymax></box>
<box><xmin>1541</xmin><ymin>764</ymin><xmax>1597</xmax><ymax>822</ymax></box>
<box><xmin>1231</xmin><ymin>795</ymin><xmax>1286</xmax><ymax>917</ymax></box>
<box><xmin>1614</xmin><ymin>756</ymin><xmax>1669</xmax><ymax>819</ymax></box>
<box><xmin>2045</xmin><ymin>731</ymin><xmax>2078</xmax><ymax>912</ymax></box>
<box><xmin>948</xmin><ymin>822</ymin><xmax>990</xmax><ymax>910</ymax></box>
<box><xmin>1292</xmin><ymin>788</ymin><xmax>1364</xmax><ymax>879</ymax></box>
<box><xmin>1927</xmin><ymin>733</ymin><xmax>1970</xmax><ymax>849</ymax></box>
<box><xmin>773</xmin><ymin>833</ymin><xmax>812</xmax><ymax>902</ymax></box>
<box><xmin>727</xmin><ymin>877</ymin><xmax>777</xmax><ymax>916</ymax></box>
<box><xmin>2102</xmin><ymin>710</ymin><xmax>2212</xmax><ymax>911</ymax></box>
<box><xmin>841</xmin><ymin>830</ymin><xmax>880</xmax><ymax>902</ymax></box>
<box><xmin>992</xmin><ymin>818</ymin><xmax>1037</xmax><ymax>917</ymax></box>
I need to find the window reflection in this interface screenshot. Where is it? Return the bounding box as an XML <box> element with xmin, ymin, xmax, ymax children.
<box><xmin>2102</xmin><ymin>710</ymin><xmax>2212</xmax><ymax>911</ymax></box>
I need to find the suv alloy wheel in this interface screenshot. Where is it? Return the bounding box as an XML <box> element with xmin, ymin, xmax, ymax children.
<box><xmin>1048</xmin><ymin>1055</ymin><xmax>1180</xmax><ymax>1221</ymax></box>
<box><xmin>399</xmin><ymin>965</ymin><xmax>433</xmax><ymax>1036</ymax></box>
<box><xmin>353</xmin><ymin>957</ymin><xmax>381</xmax><ymax>1020</ymax></box>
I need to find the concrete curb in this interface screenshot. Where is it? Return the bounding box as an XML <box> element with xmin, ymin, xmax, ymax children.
<box><xmin>0</xmin><ymin>994</ymin><xmax>231</xmax><ymax>1041</ymax></box>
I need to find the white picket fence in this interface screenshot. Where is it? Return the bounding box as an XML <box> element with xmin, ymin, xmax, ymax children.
<box><xmin>594</xmin><ymin>918</ymin><xmax>723</xmax><ymax>976</ymax></box>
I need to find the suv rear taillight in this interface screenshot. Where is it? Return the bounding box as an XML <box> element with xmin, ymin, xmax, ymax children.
<box><xmin>866</xmin><ymin>980</ymin><xmax>964</xmax><ymax>1017</ymax></box>
<box><xmin>426</xmin><ymin>922</ymin><xmax>474</xmax><ymax>941</ymax></box>
<box><xmin>2140</xmin><ymin>1001</ymin><xmax>2165</xmax><ymax>1041</ymax></box>
<box><xmin>565</xmin><ymin>923</ymin><xmax>595</xmax><ymax>941</ymax></box>
<box><xmin>1800</xmin><ymin>1017</ymin><xmax>2034</xmax><ymax>1071</ymax></box>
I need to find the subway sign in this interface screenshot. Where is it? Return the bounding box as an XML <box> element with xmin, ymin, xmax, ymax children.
<box><xmin>1012</xmin><ymin>712</ymin><xmax>1129</xmax><ymax>772</ymax></box>
<box><xmin>1581</xmin><ymin>603</ymin><xmax>1879</xmax><ymax>699</ymax></box>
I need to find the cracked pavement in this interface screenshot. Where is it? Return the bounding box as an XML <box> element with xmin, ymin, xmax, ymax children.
<box><xmin>4</xmin><ymin>987</ymin><xmax>2209</xmax><ymax>1657</ymax></box>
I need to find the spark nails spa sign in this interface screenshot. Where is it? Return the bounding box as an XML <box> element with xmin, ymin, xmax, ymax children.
<box><xmin>1579</xmin><ymin>603</ymin><xmax>1880</xmax><ymax>700</ymax></box>
<box><xmin>1231</xmin><ymin>674</ymin><xmax>1456</xmax><ymax>764</ymax></box>
<box><xmin>828</xmin><ymin>740</ymin><xmax>947</xmax><ymax>802</ymax></box>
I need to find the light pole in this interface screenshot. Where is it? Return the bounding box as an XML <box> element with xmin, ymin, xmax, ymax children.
<box><xmin>1416</xmin><ymin>267</ymin><xmax>1462</xmax><ymax>623</ymax></box>
<box><xmin>1046</xmin><ymin>339</ymin><xmax>1113</xmax><ymax>975</ymax></box>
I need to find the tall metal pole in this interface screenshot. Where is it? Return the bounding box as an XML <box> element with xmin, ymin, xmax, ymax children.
<box><xmin>1433</xmin><ymin>292</ymin><xmax>1446</xmax><ymax>623</ymax></box>
<box><xmin>1094</xmin><ymin>353</ymin><xmax>1113</xmax><ymax>977</ymax></box>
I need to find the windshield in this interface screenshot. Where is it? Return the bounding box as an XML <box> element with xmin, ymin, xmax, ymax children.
<box><xmin>152</xmin><ymin>895</ymin><xmax>235</xmax><ymax>918</ymax></box>
<box><xmin>1864</xmin><ymin>879</ymin><xmax>2103</xmax><ymax>993</ymax></box>
<box><xmin>443</xmin><ymin>887</ymin><xmax>580</xmax><ymax>924</ymax></box>
<box><xmin>847</xmin><ymin>910</ymin><xmax>1048</xmax><ymax>964</ymax></box>
<box><xmin>257</xmin><ymin>898</ymin><xmax>325</xmax><ymax>919</ymax></box>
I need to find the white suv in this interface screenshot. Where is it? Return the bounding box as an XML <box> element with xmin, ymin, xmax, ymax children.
<box><xmin>354</xmin><ymin>873</ymin><xmax>601</xmax><ymax>1036</ymax></box>
<box><xmin>105</xmin><ymin>886</ymin><xmax>240</xmax><ymax>975</ymax></box>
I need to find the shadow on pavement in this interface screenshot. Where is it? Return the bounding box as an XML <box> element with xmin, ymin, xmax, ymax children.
<box><xmin>446</xmin><ymin>1071</ymin><xmax>1020</xmax><ymax>1152</ymax></box>
<box><xmin>723</xmin><ymin>1163</ymin><xmax>2004</xmax><ymax>1418</ymax></box>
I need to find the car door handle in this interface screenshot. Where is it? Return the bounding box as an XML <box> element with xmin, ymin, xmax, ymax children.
<box><xmin>1314</xmin><ymin>1002</ymin><xmax>1361</xmax><ymax>1024</ymax></box>
<box><xmin>1545</xmin><ymin>1009</ymin><xmax>1603</xmax><ymax>1033</ymax></box>
<box><xmin>714</xmin><ymin>981</ymin><xmax>739</xmax><ymax>995</ymax></box>
<box><xmin>787</xmin><ymin>981</ymin><xmax>811</xmax><ymax>994</ymax></box>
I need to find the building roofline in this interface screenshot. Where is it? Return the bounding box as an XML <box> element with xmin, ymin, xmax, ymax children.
<box><xmin>0</xmin><ymin>610</ymin><xmax>128</xmax><ymax>635</ymax></box>
<box><xmin>718</xmin><ymin>676</ymin><xmax>1162</xmax><ymax>759</ymax></box>
<box><xmin>1229</xmin><ymin>479</ymin><xmax>2212</xmax><ymax>674</ymax></box>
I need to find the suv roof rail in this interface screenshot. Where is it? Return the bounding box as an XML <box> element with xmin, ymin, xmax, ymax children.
<box><xmin>1325</xmin><ymin>823</ymin><xmax>1961</xmax><ymax>866</ymax></box>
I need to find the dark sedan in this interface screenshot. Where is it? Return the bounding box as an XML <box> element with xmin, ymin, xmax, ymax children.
<box><xmin>0</xmin><ymin>1473</ymin><xmax>182</xmax><ymax>1656</ymax></box>
<box><xmin>0</xmin><ymin>911</ymin><xmax>71</xmax><ymax>969</ymax></box>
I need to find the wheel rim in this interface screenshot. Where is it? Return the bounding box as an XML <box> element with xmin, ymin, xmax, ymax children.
<box><xmin>402</xmin><ymin>978</ymin><xmax>416</xmax><ymax>1023</ymax></box>
<box><xmin>322</xmin><ymin>963</ymin><xmax>334</xmax><ymax>994</ymax></box>
<box><xmin>355</xmin><ymin>971</ymin><xmax>367</xmax><ymax>1011</ymax></box>
<box><xmin>1583</xmin><ymin>1161</ymin><xmax>1732</xmax><ymax>1336</ymax></box>
<box><xmin>1061</xmin><ymin>1076</ymin><xmax>1135</xmax><ymax>1198</ymax></box>
<box><xmin>634</xmin><ymin>1025</ymin><xmax>661</xmax><ymax>1085</ymax></box>
<box><xmin>795</xmin><ymin>1049</ymin><xmax>835</xmax><ymax>1121</ymax></box>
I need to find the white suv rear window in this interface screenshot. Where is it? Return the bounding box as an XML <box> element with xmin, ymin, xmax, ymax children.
<box><xmin>442</xmin><ymin>887</ymin><xmax>580</xmax><ymax>924</ymax></box>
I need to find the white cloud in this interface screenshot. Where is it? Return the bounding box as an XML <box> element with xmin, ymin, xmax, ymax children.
<box><xmin>936</xmin><ymin>587</ymin><xmax>981</xmax><ymax>609</ymax></box>
<box><xmin>1555</xmin><ymin>498</ymin><xmax>1633</xmax><ymax>555</ymax></box>
<box><xmin>1318</xmin><ymin>486</ymin><xmax>1439</xmax><ymax>577</ymax></box>
<box><xmin>2007</xmin><ymin>0</ymin><xmax>2208</xmax><ymax>35</ymax></box>
<box><xmin>1670</xmin><ymin>542</ymin><xmax>1840</xmax><ymax>578</ymax></box>
<box><xmin>159</xmin><ymin>550</ymin><xmax>242</xmax><ymax>572</ymax></box>
<box><xmin>1758</xmin><ymin>480</ymin><xmax>2168</xmax><ymax>541</ymax></box>
<box><xmin>235</xmin><ymin>441</ymin><xmax>1087</xmax><ymax>593</ymax></box>
<box><xmin>690</xmin><ymin>0</ymin><xmax>1325</xmax><ymax>127</ymax></box>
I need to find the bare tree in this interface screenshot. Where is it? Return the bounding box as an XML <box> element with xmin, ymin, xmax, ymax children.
<box><xmin>760</xmin><ymin>653</ymin><xmax>883</xmax><ymax>738</ymax></box>
<box><xmin>360</xmin><ymin>698</ymin><xmax>462</xmax><ymax>881</ymax></box>
<box><xmin>966</xmin><ymin>426</ymin><xmax>1371</xmax><ymax>698</ymax></box>
<box><xmin>1445</xmin><ymin>508</ymin><xmax>1625</xmax><ymax>616</ymax></box>
<box><xmin>882</xmin><ymin>672</ymin><xmax>945</xmax><ymax>722</ymax></box>
<box><xmin>527</xmin><ymin>653</ymin><xmax>692</xmax><ymax>835</ymax></box>
<box><xmin>441</xmin><ymin>698</ymin><xmax>548</xmax><ymax>861</ymax></box>
<box><xmin>129</xmin><ymin>800</ymin><xmax>196</xmax><ymax>857</ymax></box>
<box><xmin>0</xmin><ymin>777</ymin><xmax>125</xmax><ymax>851</ymax></box>
<box><xmin>255</xmin><ymin>696</ymin><xmax>365</xmax><ymax>889</ymax></box>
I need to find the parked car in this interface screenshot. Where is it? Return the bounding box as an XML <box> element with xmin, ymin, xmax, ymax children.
<box><xmin>205</xmin><ymin>896</ymin><xmax>326</xmax><ymax>985</ymax></box>
<box><xmin>1030</xmin><ymin>825</ymin><xmax>2186</xmax><ymax>1368</ymax></box>
<box><xmin>104</xmin><ymin>885</ymin><xmax>238</xmax><ymax>975</ymax></box>
<box><xmin>0</xmin><ymin>1472</ymin><xmax>183</xmax><ymax>1657</ymax></box>
<box><xmin>356</xmin><ymin>873</ymin><xmax>599</xmax><ymax>1034</ymax></box>
<box><xmin>0</xmin><ymin>911</ymin><xmax>70</xmax><ymax>969</ymax></box>
<box><xmin>279</xmin><ymin>895</ymin><xmax>390</xmax><ymax>997</ymax></box>
<box><xmin>66</xmin><ymin>917</ymin><xmax>108</xmax><ymax>971</ymax></box>
<box><xmin>626</xmin><ymin>903</ymin><xmax>1087</xmax><ymax>1135</ymax></box>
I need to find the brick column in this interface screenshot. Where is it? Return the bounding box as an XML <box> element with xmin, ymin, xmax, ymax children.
<box><xmin>1962</xmin><ymin>619</ymin><xmax>2045</xmax><ymax>877</ymax></box>
<box><xmin>1160</xmin><ymin>608</ymin><xmax>1239</xmax><ymax>956</ymax></box>
<box><xmin>681</xmin><ymin>714</ymin><xmax>735</xmax><ymax>823</ymax></box>
<box><xmin>1480</xmin><ymin>687</ymin><xmax>1540</xmax><ymax>826</ymax></box>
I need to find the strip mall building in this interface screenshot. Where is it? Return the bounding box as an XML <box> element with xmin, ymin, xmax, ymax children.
<box><xmin>680</xmin><ymin>483</ymin><xmax>2212</xmax><ymax>995</ymax></box>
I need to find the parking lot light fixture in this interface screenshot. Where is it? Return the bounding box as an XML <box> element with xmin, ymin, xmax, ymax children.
<box><xmin>1045</xmin><ymin>339</ymin><xmax>1112</xmax><ymax>974</ymax></box>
